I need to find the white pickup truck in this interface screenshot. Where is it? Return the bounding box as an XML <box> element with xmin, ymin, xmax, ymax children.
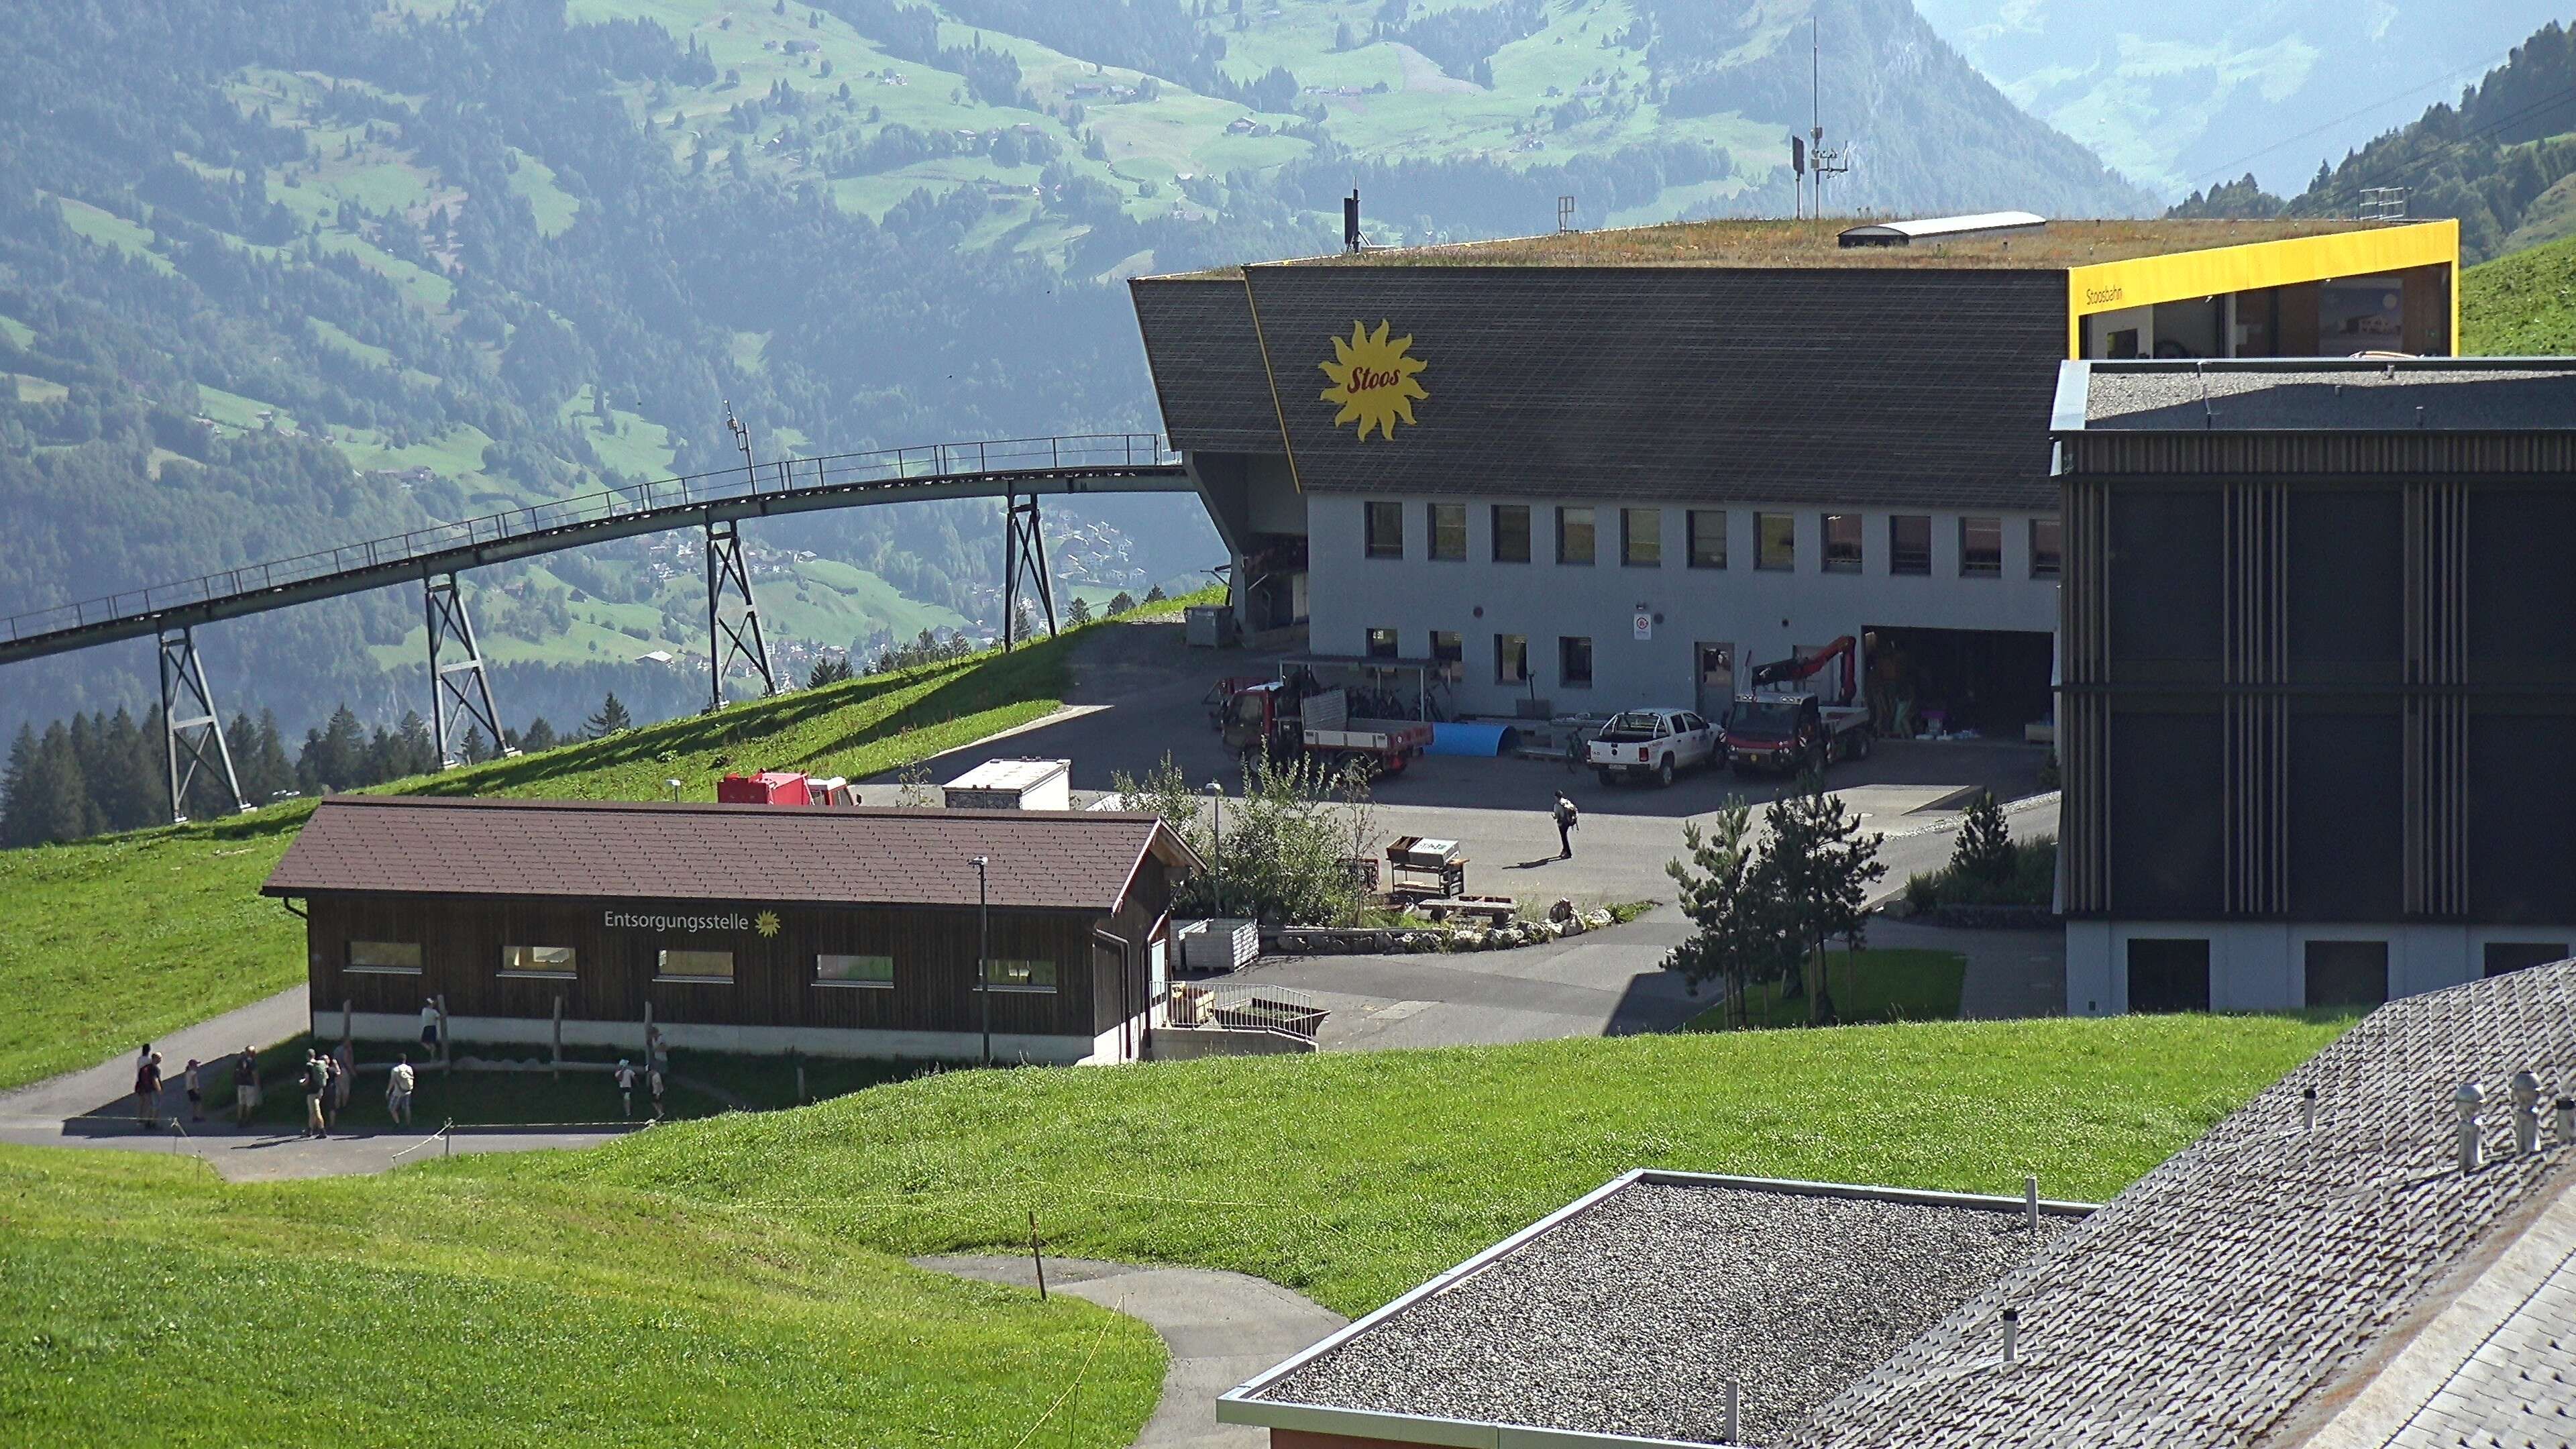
<box><xmin>1587</xmin><ymin>708</ymin><xmax>1722</xmax><ymax>787</ymax></box>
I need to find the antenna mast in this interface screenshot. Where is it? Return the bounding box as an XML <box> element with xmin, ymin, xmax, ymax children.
<box><xmin>1806</xmin><ymin>18</ymin><xmax>1849</xmax><ymax>219</ymax></box>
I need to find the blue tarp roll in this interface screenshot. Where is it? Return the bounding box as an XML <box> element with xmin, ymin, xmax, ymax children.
<box><xmin>1427</xmin><ymin>722</ymin><xmax>1518</xmax><ymax>757</ymax></box>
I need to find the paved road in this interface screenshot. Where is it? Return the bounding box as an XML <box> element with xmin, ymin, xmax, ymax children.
<box><xmin>918</xmin><ymin>1254</ymin><xmax>1346</xmax><ymax>1449</ymax></box>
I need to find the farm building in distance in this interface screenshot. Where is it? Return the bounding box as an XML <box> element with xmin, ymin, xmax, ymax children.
<box><xmin>260</xmin><ymin>796</ymin><xmax>1198</xmax><ymax>1065</ymax></box>
<box><xmin>1131</xmin><ymin>215</ymin><xmax>2458</xmax><ymax>737</ymax></box>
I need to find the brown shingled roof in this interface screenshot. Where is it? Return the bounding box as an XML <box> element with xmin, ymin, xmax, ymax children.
<box><xmin>261</xmin><ymin>796</ymin><xmax>1197</xmax><ymax>913</ymax></box>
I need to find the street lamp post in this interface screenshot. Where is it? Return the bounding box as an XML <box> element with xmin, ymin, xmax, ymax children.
<box><xmin>1204</xmin><ymin>782</ymin><xmax>1224</xmax><ymax>915</ymax></box>
<box><xmin>970</xmin><ymin>855</ymin><xmax>991</xmax><ymax>1067</ymax></box>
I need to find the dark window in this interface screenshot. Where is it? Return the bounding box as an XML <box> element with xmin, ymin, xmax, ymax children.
<box><xmin>1558</xmin><ymin>635</ymin><xmax>1593</xmax><ymax>688</ymax></box>
<box><xmin>2484</xmin><ymin>942</ymin><xmax>2569</xmax><ymax>978</ymax></box>
<box><xmin>1493</xmin><ymin>504</ymin><xmax>1531</xmax><ymax>563</ymax></box>
<box><xmin>1495</xmin><ymin>634</ymin><xmax>1527</xmax><ymax>684</ymax></box>
<box><xmin>1621</xmin><ymin>508</ymin><xmax>1662</xmax><ymax>566</ymax></box>
<box><xmin>1960</xmin><ymin>517</ymin><xmax>2002</xmax><ymax>578</ymax></box>
<box><xmin>983</xmin><ymin>959</ymin><xmax>1058</xmax><ymax>993</ymax></box>
<box><xmin>348</xmin><ymin>941</ymin><xmax>422</xmax><ymax>974</ymax></box>
<box><xmin>1823</xmin><ymin>514</ymin><xmax>1862</xmax><ymax>574</ymax></box>
<box><xmin>1755</xmin><ymin>513</ymin><xmax>1794</xmax><ymax>571</ymax></box>
<box><xmin>1890</xmin><ymin>515</ymin><xmax>1932</xmax><ymax>575</ymax></box>
<box><xmin>501</xmin><ymin>945</ymin><xmax>576</xmax><ymax>977</ymax></box>
<box><xmin>1429</xmin><ymin>631</ymin><xmax>1463</xmax><ymax>665</ymax></box>
<box><xmin>817</xmin><ymin>953</ymin><xmax>894</xmax><ymax>987</ymax></box>
<box><xmin>1364</xmin><ymin>500</ymin><xmax>1403</xmax><ymax>559</ymax></box>
<box><xmin>2030</xmin><ymin>518</ymin><xmax>2062</xmax><ymax>580</ymax></box>
<box><xmin>1557</xmin><ymin>506</ymin><xmax>1595</xmax><ymax>566</ymax></box>
<box><xmin>2127</xmin><ymin>939</ymin><xmax>2210</xmax><ymax>1014</ymax></box>
<box><xmin>1429</xmin><ymin>503</ymin><xmax>1466</xmax><ymax>561</ymax></box>
<box><xmin>657</xmin><ymin>949</ymin><xmax>735</xmax><ymax>982</ymax></box>
<box><xmin>2304</xmin><ymin>941</ymin><xmax>2390</xmax><ymax>1010</ymax></box>
<box><xmin>1688</xmin><ymin>510</ymin><xmax>1727</xmax><ymax>568</ymax></box>
<box><xmin>1364</xmin><ymin>627</ymin><xmax>1398</xmax><ymax>659</ymax></box>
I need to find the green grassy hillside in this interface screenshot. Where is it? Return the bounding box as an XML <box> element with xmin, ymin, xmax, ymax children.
<box><xmin>506</xmin><ymin>1012</ymin><xmax>2344</xmax><ymax>1316</ymax></box>
<box><xmin>0</xmin><ymin>1010</ymin><xmax>2342</xmax><ymax>1445</ymax></box>
<box><xmin>0</xmin><ymin>600</ymin><xmax>1172</xmax><ymax>1089</ymax></box>
<box><xmin>2462</xmin><ymin>231</ymin><xmax>2576</xmax><ymax>354</ymax></box>
<box><xmin>0</xmin><ymin>1146</ymin><xmax>1162</xmax><ymax>1448</ymax></box>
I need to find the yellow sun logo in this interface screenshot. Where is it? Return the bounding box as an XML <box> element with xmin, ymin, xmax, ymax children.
<box><xmin>1318</xmin><ymin>320</ymin><xmax>1428</xmax><ymax>441</ymax></box>
<box><xmin>754</xmin><ymin>910</ymin><xmax>780</xmax><ymax>938</ymax></box>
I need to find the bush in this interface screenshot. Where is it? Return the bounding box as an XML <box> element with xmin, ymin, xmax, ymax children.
<box><xmin>1905</xmin><ymin>835</ymin><xmax>2057</xmax><ymax>910</ymax></box>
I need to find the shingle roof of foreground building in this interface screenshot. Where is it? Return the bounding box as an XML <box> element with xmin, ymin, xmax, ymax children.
<box><xmin>1792</xmin><ymin>961</ymin><xmax>2576</xmax><ymax>1449</ymax></box>
<box><xmin>262</xmin><ymin>795</ymin><xmax>1197</xmax><ymax>913</ymax></box>
<box><xmin>1222</xmin><ymin>962</ymin><xmax>2576</xmax><ymax>1448</ymax></box>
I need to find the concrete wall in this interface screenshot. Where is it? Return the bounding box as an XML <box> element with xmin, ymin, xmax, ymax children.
<box><xmin>321</xmin><ymin>1010</ymin><xmax>1097</xmax><ymax>1065</ymax></box>
<box><xmin>2067</xmin><ymin>921</ymin><xmax>2576</xmax><ymax>1015</ymax></box>
<box><xmin>1306</xmin><ymin>493</ymin><xmax>2059</xmax><ymax>716</ymax></box>
<box><xmin>1146</xmin><ymin>1026</ymin><xmax>1316</xmax><ymax>1061</ymax></box>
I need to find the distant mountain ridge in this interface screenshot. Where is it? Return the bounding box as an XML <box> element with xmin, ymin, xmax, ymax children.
<box><xmin>1915</xmin><ymin>0</ymin><xmax>2573</xmax><ymax>202</ymax></box>
<box><xmin>2165</xmin><ymin>17</ymin><xmax>2576</xmax><ymax>264</ymax></box>
<box><xmin>0</xmin><ymin>0</ymin><xmax>2144</xmax><ymax>752</ymax></box>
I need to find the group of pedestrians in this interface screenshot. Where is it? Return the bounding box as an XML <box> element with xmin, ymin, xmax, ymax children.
<box><xmin>129</xmin><ymin>1044</ymin><xmax>216</xmax><ymax>1130</ymax></box>
<box><xmin>612</xmin><ymin>1057</ymin><xmax>667</xmax><ymax>1121</ymax></box>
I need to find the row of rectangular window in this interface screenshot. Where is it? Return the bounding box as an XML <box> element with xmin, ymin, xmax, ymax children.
<box><xmin>352</xmin><ymin>941</ymin><xmax>1057</xmax><ymax>991</ymax></box>
<box><xmin>1365</xmin><ymin>502</ymin><xmax>2060</xmax><ymax>579</ymax></box>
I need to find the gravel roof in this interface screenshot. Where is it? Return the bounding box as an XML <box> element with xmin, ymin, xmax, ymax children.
<box><xmin>1253</xmin><ymin>1179</ymin><xmax>2071</xmax><ymax>1444</ymax></box>
<box><xmin>2078</xmin><ymin>362</ymin><xmax>2576</xmax><ymax>431</ymax></box>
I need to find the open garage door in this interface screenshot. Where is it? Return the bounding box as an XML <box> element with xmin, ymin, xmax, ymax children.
<box><xmin>1866</xmin><ymin>627</ymin><xmax>2053</xmax><ymax>739</ymax></box>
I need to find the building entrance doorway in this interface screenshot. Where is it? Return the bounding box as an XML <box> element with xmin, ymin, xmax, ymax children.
<box><xmin>1695</xmin><ymin>643</ymin><xmax>1734</xmax><ymax>721</ymax></box>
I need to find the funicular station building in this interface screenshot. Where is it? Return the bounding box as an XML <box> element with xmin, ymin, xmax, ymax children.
<box><xmin>1130</xmin><ymin>215</ymin><xmax>2458</xmax><ymax>738</ymax></box>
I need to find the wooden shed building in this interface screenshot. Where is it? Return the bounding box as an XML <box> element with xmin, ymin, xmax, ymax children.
<box><xmin>260</xmin><ymin>796</ymin><xmax>1199</xmax><ymax>1065</ymax></box>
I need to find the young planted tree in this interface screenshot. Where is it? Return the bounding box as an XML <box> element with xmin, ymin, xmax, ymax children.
<box><xmin>1762</xmin><ymin>771</ymin><xmax>1888</xmax><ymax>1025</ymax></box>
<box><xmin>1662</xmin><ymin>798</ymin><xmax>1794</xmax><ymax>1029</ymax></box>
<box><xmin>1950</xmin><ymin>790</ymin><xmax>2015</xmax><ymax>881</ymax></box>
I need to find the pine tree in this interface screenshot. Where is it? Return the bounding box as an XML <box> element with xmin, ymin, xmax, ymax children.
<box><xmin>1950</xmin><ymin>790</ymin><xmax>2015</xmax><ymax>882</ymax></box>
<box><xmin>1660</xmin><ymin>798</ymin><xmax>1794</xmax><ymax>1028</ymax></box>
<box><xmin>523</xmin><ymin>716</ymin><xmax>559</xmax><ymax>751</ymax></box>
<box><xmin>248</xmin><ymin>710</ymin><xmax>295</xmax><ymax>800</ymax></box>
<box><xmin>1144</xmin><ymin>584</ymin><xmax>1167</xmax><ymax>604</ymax></box>
<box><xmin>460</xmin><ymin>727</ymin><xmax>492</xmax><ymax>764</ymax></box>
<box><xmin>22</xmin><ymin>723</ymin><xmax>98</xmax><ymax>845</ymax></box>
<box><xmin>1760</xmin><ymin>772</ymin><xmax>1887</xmax><ymax>1025</ymax></box>
<box><xmin>806</xmin><ymin>654</ymin><xmax>853</xmax><ymax>688</ymax></box>
<box><xmin>0</xmin><ymin>724</ymin><xmax>40</xmax><ymax>848</ymax></box>
<box><xmin>1064</xmin><ymin>596</ymin><xmax>1093</xmax><ymax>626</ymax></box>
<box><xmin>585</xmin><ymin>692</ymin><xmax>633</xmax><ymax>738</ymax></box>
<box><xmin>1108</xmin><ymin>591</ymin><xmax>1136</xmax><ymax>615</ymax></box>
<box><xmin>299</xmin><ymin>704</ymin><xmax>368</xmax><ymax>794</ymax></box>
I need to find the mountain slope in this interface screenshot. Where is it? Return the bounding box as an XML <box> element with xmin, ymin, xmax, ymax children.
<box><xmin>0</xmin><ymin>0</ymin><xmax>2143</xmax><ymax>748</ymax></box>
<box><xmin>1915</xmin><ymin>0</ymin><xmax>2571</xmax><ymax>201</ymax></box>
<box><xmin>2163</xmin><ymin>18</ymin><xmax>2576</xmax><ymax>265</ymax></box>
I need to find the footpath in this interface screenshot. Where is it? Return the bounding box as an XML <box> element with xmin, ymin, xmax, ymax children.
<box><xmin>0</xmin><ymin>985</ymin><xmax>635</xmax><ymax>1181</ymax></box>
<box><xmin>919</xmin><ymin>1255</ymin><xmax>1346</xmax><ymax>1448</ymax></box>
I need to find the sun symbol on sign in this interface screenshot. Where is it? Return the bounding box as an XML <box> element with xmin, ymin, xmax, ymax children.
<box><xmin>755</xmin><ymin>910</ymin><xmax>781</xmax><ymax>938</ymax></box>
<box><xmin>1317</xmin><ymin>320</ymin><xmax>1428</xmax><ymax>441</ymax></box>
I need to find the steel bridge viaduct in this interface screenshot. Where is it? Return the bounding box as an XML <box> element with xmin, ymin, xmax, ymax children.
<box><xmin>0</xmin><ymin>434</ymin><xmax>1192</xmax><ymax>822</ymax></box>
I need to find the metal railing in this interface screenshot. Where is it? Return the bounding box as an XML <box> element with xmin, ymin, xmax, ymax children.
<box><xmin>1157</xmin><ymin>982</ymin><xmax>1324</xmax><ymax>1041</ymax></box>
<box><xmin>1</xmin><ymin>433</ymin><xmax>1177</xmax><ymax>649</ymax></box>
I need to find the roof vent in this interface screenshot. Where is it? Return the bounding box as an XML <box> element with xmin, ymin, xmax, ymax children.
<box><xmin>2000</xmin><ymin>1307</ymin><xmax>2021</xmax><ymax>1365</ymax></box>
<box><xmin>2512</xmin><ymin>1071</ymin><xmax>2542</xmax><ymax>1156</ymax></box>
<box><xmin>2557</xmin><ymin>1096</ymin><xmax>2575</xmax><ymax>1147</ymax></box>
<box><xmin>2457</xmin><ymin>1081</ymin><xmax>2485</xmax><ymax>1175</ymax></box>
<box><xmin>1837</xmin><ymin>211</ymin><xmax>2047</xmax><ymax>248</ymax></box>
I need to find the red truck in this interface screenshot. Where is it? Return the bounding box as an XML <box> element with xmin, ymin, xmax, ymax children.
<box><xmin>1220</xmin><ymin>683</ymin><xmax>1432</xmax><ymax>775</ymax></box>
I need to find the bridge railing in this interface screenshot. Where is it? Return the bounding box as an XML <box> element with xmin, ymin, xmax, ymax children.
<box><xmin>0</xmin><ymin>433</ymin><xmax>1176</xmax><ymax>647</ymax></box>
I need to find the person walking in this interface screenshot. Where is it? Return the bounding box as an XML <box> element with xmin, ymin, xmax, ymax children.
<box><xmin>419</xmin><ymin>998</ymin><xmax>440</xmax><ymax>1054</ymax></box>
<box><xmin>1553</xmin><ymin>791</ymin><xmax>1578</xmax><ymax>860</ymax></box>
<box><xmin>648</xmin><ymin>1064</ymin><xmax>666</xmax><ymax>1122</ymax></box>
<box><xmin>301</xmin><ymin>1051</ymin><xmax>329</xmax><ymax>1138</ymax></box>
<box><xmin>386</xmin><ymin>1055</ymin><xmax>416</xmax><ymax>1126</ymax></box>
<box><xmin>233</xmin><ymin>1046</ymin><xmax>261</xmax><ymax>1126</ymax></box>
<box><xmin>183</xmin><ymin>1059</ymin><xmax>204</xmax><ymax>1122</ymax></box>
<box><xmin>332</xmin><ymin>1038</ymin><xmax>355</xmax><ymax>1115</ymax></box>
<box><xmin>133</xmin><ymin>1052</ymin><xmax>163</xmax><ymax>1130</ymax></box>
<box><xmin>614</xmin><ymin>1059</ymin><xmax>637</xmax><ymax>1120</ymax></box>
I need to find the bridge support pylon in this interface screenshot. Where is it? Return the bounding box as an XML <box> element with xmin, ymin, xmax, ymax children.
<box><xmin>156</xmin><ymin>627</ymin><xmax>250</xmax><ymax>823</ymax></box>
<box><xmin>1001</xmin><ymin>492</ymin><xmax>1057</xmax><ymax>651</ymax></box>
<box><xmin>705</xmin><ymin>515</ymin><xmax>777</xmax><ymax>710</ymax></box>
<box><xmin>425</xmin><ymin>572</ymin><xmax>515</xmax><ymax>769</ymax></box>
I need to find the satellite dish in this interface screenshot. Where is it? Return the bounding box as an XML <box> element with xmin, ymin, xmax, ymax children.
<box><xmin>1790</xmin><ymin>134</ymin><xmax>1806</xmax><ymax>176</ymax></box>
